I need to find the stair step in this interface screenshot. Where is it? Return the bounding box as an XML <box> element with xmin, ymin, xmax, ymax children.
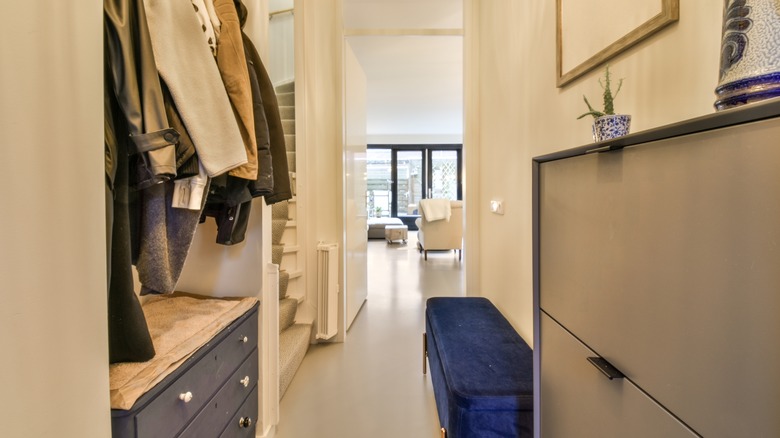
<box><xmin>279</xmin><ymin>323</ymin><xmax>312</xmax><ymax>399</ymax></box>
<box><xmin>279</xmin><ymin>106</ymin><xmax>295</xmax><ymax>120</ymax></box>
<box><xmin>285</xmin><ymin>134</ymin><xmax>295</xmax><ymax>151</ymax></box>
<box><xmin>283</xmin><ymin>245</ymin><xmax>300</xmax><ymax>254</ymax></box>
<box><xmin>287</xmin><ymin>288</ymin><xmax>305</xmax><ymax>304</ymax></box>
<box><xmin>271</xmin><ymin>200</ymin><xmax>289</xmax><ymax>220</ymax></box>
<box><xmin>279</xmin><ymin>269</ymin><xmax>290</xmax><ymax>299</ymax></box>
<box><xmin>282</xmin><ymin>119</ymin><xmax>295</xmax><ymax>135</ymax></box>
<box><xmin>272</xmin><ymin>219</ymin><xmax>287</xmax><ymax>245</ymax></box>
<box><xmin>275</xmin><ymin>81</ymin><xmax>295</xmax><ymax>93</ymax></box>
<box><xmin>272</xmin><ymin>244</ymin><xmax>284</xmax><ymax>266</ymax></box>
<box><xmin>279</xmin><ymin>297</ymin><xmax>298</xmax><ymax>333</ymax></box>
<box><xmin>286</xmin><ymin>151</ymin><xmax>296</xmax><ymax>173</ymax></box>
<box><xmin>277</xmin><ymin>92</ymin><xmax>294</xmax><ymax>107</ymax></box>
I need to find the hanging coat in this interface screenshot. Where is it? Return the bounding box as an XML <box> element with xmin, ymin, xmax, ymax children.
<box><xmin>104</xmin><ymin>57</ymin><xmax>155</xmax><ymax>364</ymax></box>
<box><xmin>236</xmin><ymin>0</ymin><xmax>292</xmax><ymax>203</ymax></box>
<box><xmin>214</xmin><ymin>0</ymin><xmax>259</xmax><ymax>180</ymax></box>
<box><xmin>104</xmin><ymin>0</ymin><xmax>179</xmax><ymax>189</ymax></box>
<box><xmin>142</xmin><ymin>0</ymin><xmax>248</xmax><ymax>177</ymax></box>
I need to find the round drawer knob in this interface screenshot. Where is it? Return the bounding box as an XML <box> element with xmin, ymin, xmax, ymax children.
<box><xmin>179</xmin><ymin>391</ymin><xmax>193</xmax><ymax>403</ymax></box>
<box><xmin>239</xmin><ymin>416</ymin><xmax>253</xmax><ymax>428</ymax></box>
<box><xmin>240</xmin><ymin>335</ymin><xmax>248</xmax><ymax>343</ymax></box>
<box><xmin>240</xmin><ymin>376</ymin><xmax>250</xmax><ymax>387</ymax></box>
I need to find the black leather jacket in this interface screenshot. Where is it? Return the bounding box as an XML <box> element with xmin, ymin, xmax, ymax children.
<box><xmin>104</xmin><ymin>0</ymin><xmax>179</xmax><ymax>189</ymax></box>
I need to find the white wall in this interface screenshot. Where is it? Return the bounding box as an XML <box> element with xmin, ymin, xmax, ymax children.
<box><xmin>343</xmin><ymin>0</ymin><xmax>462</xmax><ymax>29</ymax></box>
<box><xmin>177</xmin><ymin>204</ymin><xmax>266</xmax><ymax>297</ymax></box>
<box><xmin>268</xmin><ymin>0</ymin><xmax>295</xmax><ymax>85</ymax></box>
<box><xmin>344</xmin><ymin>41</ymin><xmax>369</xmax><ymax>329</ymax></box>
<box><xmin>465</xmin><ymin>0</ymin><xmax>722</xmax><ymax>347</ymax></box>
<box><xmin>298</xmin><ymin>0</ymin><xmax>346</xmax><ymax>337</ymax></box>
<box><xmin>0</xmin><ymin>1</ymin><xmax>110</xmax><ymax>436</ymax></box>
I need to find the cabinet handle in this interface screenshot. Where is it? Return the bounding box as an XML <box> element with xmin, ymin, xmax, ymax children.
<box><xmin>239</xmin><ymin>335</ymin><xmax>249</xmax><ymax>343</ymax></box>
<box><xmin>239</xmin><ymin>416</ymin><xmax>253</xmax><ymax>428</ymax></box>
<box><xmin>587</xmin><ymin>357</ymin><xmax>625</xmax><ymax>380</ymax></box>
<box><xmin>240</xmin><ymin>376</ymin><xmax>250</xmax><ymax>387</ymax></box>
<box><xmin>179</xmin><ymin>391</ymin><xmax>194</xmax><ymax>403</ymax></box>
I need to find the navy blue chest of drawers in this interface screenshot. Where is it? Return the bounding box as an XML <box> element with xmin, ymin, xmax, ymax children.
<box><xmin>112</xmin><ymin>303</ymin><xmax>259</xmax><ymax>438</ymax></box>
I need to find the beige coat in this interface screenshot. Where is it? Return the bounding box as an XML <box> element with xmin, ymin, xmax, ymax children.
<box><xmin>215</xmin><ymin>0</ymin><xmax>259</xmax><ymax>180</ymax></box>
<box><xmin>142</xmin><ymin>0</ymin><xmax>248</xmax><ymax>177</ymax></box>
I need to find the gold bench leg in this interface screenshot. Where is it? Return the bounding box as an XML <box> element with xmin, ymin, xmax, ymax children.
<box><xmin>423</xmin><ymin>332</ymin><xmax>428</xmax><ymax>374</ymax></box>
<box><xmin>440</xmin><ymin>427</ymin><xmax>447</xmax><ymax>438</ymax></box>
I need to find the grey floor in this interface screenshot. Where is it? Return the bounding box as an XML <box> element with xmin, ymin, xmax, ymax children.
<box><xmin>274</xmin><ymin>232</ymin><xmax>465</xmax><ymax>438</ymax></box>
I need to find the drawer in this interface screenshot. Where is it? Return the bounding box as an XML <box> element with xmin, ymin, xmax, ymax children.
<box><xmin>540</xmin><ymin>314</ymin><xmax>698</xmax><ymax>438</ymax></box>
<box><xmin>179</xmin><ymin>349</ymin><xmax>258</xmax><ymax>438</ymax></box>
<box><xmin>219</xmin><ymin>385</ymin><xmax>258</xmax><ymax>438</ymax></box>
<box><xmin>135</xmin><ymin>310</ymin><xmax>258</xmax><ymax>438</ymax></box>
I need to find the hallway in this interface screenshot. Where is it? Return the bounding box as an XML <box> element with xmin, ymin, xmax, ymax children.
<box><xmin>274</xmin><ymin>233</ymin><xmax>465</xmax><ymax>437</ymax></box>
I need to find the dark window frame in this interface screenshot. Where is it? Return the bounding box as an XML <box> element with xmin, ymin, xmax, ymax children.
<box><xmin>368</xmin><ymin>144</ymin><xmax>462</xmax><ymax>222</ymax></box>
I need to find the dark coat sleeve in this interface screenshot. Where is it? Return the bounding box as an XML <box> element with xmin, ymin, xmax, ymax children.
<box><xmin>241</xmin><ymin>32</ymin><xmax>293</xmax><ymax>204</ymax></box>
<box><xmin>243</xmin><ymin>35</ymin><xmax>274</xmax><ymax>197</ymax></box>
<box><xmin>104</xmin><ymin>0</ymin><xmax>179</xmax><ymax>189</ymax></box>
<box><xmin>104</xmin><ymin>61</ymin><xmax>155</xmax><ymax>364</ymax></box>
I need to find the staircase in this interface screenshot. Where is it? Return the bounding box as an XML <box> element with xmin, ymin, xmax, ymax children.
<box><xmin>276</xmin><ymin>81</ymin><xmax>297</xmax><ymax>186</ymax></box>
<box><xmin>273</xmin><ymin>81</ymin><xmax>311</xmax><ymax>399</ymax></box>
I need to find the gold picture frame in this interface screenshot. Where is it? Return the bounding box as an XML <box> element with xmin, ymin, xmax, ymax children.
<box><xmin>556</xmin><ymin>0</ymin><xmax>679</xmax><ymax>87</ymax></box>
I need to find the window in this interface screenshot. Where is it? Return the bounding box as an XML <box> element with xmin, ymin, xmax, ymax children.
<box><xmin>366</xmin><ymin>144</ymin><xmax>462</xmax><ymax>229</ymax></box>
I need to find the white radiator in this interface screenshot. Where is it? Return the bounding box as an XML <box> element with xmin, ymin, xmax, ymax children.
<box><xmin>316</xmin><ymin>243</ymin><xmax>339</xmax><ymax>340</ymax></box>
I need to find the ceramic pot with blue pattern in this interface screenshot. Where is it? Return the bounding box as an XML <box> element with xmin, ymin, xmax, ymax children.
<box><xmin>592</xmin><ymin>114</ymin><xmax>631</xmax><ymax>142</ymax></box>
<box><xmin>716</xmin><ymin>0</ymin><xmax>780</xmax><ymax>110</ymax></box>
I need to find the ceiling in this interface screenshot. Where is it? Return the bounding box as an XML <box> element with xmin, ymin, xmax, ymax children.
<box><xmin>342</xmin><ymin>0</ymin><xmax>464</xmax><ymax>144</ymax></box>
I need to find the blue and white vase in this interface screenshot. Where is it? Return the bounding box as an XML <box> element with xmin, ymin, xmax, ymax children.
<box><xmin>593</xmin><ymin>114</ymin><xmax>631</xmax><ymax>142</ymax></box>
<box><xmin>715</xmin><ymin>0</ymin><xmax>780</xmax><ymax>110</ymax></box>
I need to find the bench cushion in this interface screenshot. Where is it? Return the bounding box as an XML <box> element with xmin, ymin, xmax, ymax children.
<box><xmin>426</xmin><ymin>297</ymin><xmax>533</xmax><ymax>437</ymax></box>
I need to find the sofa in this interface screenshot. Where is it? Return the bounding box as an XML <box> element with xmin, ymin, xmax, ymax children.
<box><xmin>415</xmin><ymin>200</ymin><xmax>463</xmax><ymax>260</ymax></box>
<box><xmin>367</xmin><ymin>217</ymin><xmax>404</xmax><ymax>239</ymax></box>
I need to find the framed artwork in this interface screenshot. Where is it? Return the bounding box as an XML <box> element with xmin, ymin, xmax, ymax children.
<box><xmin>556</xmin><ymin>0</ymin><xmax>679</xmax><ymax>87</ymax></box>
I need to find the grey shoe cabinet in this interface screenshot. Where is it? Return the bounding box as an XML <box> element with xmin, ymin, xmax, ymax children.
<box><xmin>533</xmin><ymin>99</ymin><xmax>780</xmax><ymax>437</ymax></box>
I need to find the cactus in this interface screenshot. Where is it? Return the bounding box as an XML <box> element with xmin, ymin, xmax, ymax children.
<box><xmin>577</xmin><ymin>65</ymin><xmax>624</xmax><ymax>119</ymax></box>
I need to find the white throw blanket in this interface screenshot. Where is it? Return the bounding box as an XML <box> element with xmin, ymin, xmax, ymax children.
<box><xmin>420</xmin><ymin>199</ymin><xmax>452</xmax><ymax>222</ymax></box>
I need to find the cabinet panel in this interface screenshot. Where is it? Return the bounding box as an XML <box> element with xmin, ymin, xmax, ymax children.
<box><xmin>135</xmin><ymin>312</ymin><xmax>257</xmax><ymax>437</ymax></box>
<box><xmin>540</xmin><ymin>314</ymin><xmax>697</xmax><ymax>438</ymax></box>
<box><xmin>539</xmin><ymin>118</ymin><xmax>780</xmax><ymax>437</ymax></box>
<box><xmin>220</xmin><ymin>385</ymin><xmax>258</xmax><ymax>438</ymax></box>
<box><xmin>179</xmin><ymin>349</ymin><xmax>258</xmax><ymax>438</ymax></box>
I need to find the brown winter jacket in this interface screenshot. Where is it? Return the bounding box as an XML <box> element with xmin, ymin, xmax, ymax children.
<box><xmin>215</xmin><ymin>0</ymin><xmax>259</xmax><ymax>180</ymax></box>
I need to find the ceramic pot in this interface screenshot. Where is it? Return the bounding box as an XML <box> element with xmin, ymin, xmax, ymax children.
<box><xmin>592</xmin><ymin>114</ymin><xmax>631</xmax><ymax>142</ymax></box>
<box><xmin>715</xmin><ymin>0</ymin><xmax>780</xmax><ymax>110</ymax></box>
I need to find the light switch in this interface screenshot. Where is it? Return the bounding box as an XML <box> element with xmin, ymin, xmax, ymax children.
<box><xmin>490</xmin><ymin>200</ymin><xmax>504</xmax><ymax>215</ymax></box>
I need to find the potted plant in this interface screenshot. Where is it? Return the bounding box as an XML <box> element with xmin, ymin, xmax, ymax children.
<box><xmin>577</xmin><ymin>65</ymin><xmax>631</xmax><ymax>142</ymax></box>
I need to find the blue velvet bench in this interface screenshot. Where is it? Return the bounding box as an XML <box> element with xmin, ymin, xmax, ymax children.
<box><xmin>424</xmin><ymin>297</ymin><xmax>533</xmax><ymax>438</ymax></box>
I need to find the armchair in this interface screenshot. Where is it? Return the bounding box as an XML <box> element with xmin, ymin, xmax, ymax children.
<box><xmin>415</xmin><ymin>200</ymin><xmax>463</xmax><ymax>260</ymax></box>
